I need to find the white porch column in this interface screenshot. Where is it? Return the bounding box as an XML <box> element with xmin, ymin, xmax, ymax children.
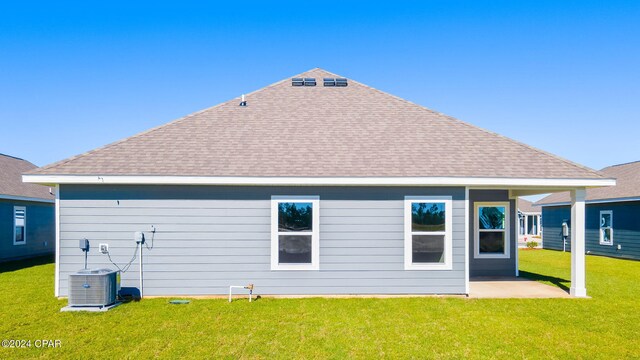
<box><xmin>570</xmin><ymin>188</ymin><xmax>587</xmax><ymax>297</ymax></box>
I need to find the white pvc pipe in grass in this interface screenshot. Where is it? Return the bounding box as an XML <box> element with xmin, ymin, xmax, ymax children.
<box><xmin>229</xmin><ymin>285</ymin><xmax>253</xmax><ymax>302</ymax></box>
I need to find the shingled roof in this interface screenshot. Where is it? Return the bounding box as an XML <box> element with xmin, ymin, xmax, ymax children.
<box><xmin>27</xmin><ymin>68</ymin><xmax>607</xmax><ymax>181</ymax></box>
<box><xmin>536</xmin><ymin>161</ymin><xmax>640</xmax><ymax>205</ymax></box>
<box><xmin>0</xmin><ymin>154</ymin><xmax>53</xmax><ymax>201</ymax></box>
<box><xmin>518</xmin><ymin>198</ymin><xmax>540</xmax><ymax>213</ymax></box>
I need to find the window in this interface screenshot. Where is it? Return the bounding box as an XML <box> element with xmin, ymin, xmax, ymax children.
<box><xmin>526</xmin><ymin>215</ymin><xmax>539</xmax><ymax>235</ymax></box>
<box><xmin>474</xmin><ymin>202</ymin><xmax>510</xmax><ymax>259</ymax></box>
<box><xmin>599</xmin><ymin>210</ymin><xmax>613</xmax><ymax>245</ymax></box>
<box><xmin>14</xmin><ymin>206</ymin><xmax>26</xmax><ymax>245</ymax></box>
<box><xmin>271</xmin><ymin>196</ymin><xmax>319</xmax><ymax>270</ymax></box>
<box><xmin>404</xmin><ymin>196</ymin><xmax>453</xmax><ymax>270</ymax></box>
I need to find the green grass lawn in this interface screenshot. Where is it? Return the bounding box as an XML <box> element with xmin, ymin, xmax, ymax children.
<box><xmin>1</xmin><ymin>250</ymin><xmax>639</xmax><ymax>359</ymax></box>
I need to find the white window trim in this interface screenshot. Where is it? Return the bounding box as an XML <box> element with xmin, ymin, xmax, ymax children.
<box><xmin>13</xmin><ymin>206</ymin><xmax>26</xmax><ymax>246</ymax></box>
<box><xmin>474</xmin><ymin>202</ymin><xmax>510</xmax><ymax>259</ymax></box>
<box><xmin>404</xmin><ymin>196</ymin><xmax>453</xmax><ymax>270</ymax></box>
<box><xmin>271</xmin><ymin>196</ymin><xmax>320</xmax><ymax>271</ymax></box>
<box><xmin>525</xmin><ymin>214</ymin><xmax>540</xmax><ymax>236</ymax></box>
<box><xmin>599</xmin><ymin>210</ymin><xmax>613</xmax><ymax>246</ymax></box>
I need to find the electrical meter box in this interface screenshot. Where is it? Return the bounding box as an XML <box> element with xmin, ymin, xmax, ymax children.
<box><xmin>135</xmin><ymin>231</ymin><xmax>145</xmax><ymax>244</ymax></box>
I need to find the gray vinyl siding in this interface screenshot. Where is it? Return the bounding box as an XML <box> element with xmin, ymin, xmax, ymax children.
<box><xmin>58</xmin><ymin>185</ymin><xmax>466</xmax><ymax>296</ymax></box>
<box><xmin>542</xmin><ymin>201</ymin><xmax>640</xmax><ymax>260</ymax></box>
<box><xmin>0</xmin><ymin>199</ymin><xmax>55</xmax><ymax>262</ymax></box>
<box><xmin>468</xmin><ymin>190</ymin><xmax>517</xmax><ymax>277</ymax></box>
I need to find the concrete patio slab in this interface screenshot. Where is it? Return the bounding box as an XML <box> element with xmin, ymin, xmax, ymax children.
<box><xmin>469</xmin><ymin>277</ymin><xmax>571</xmax><ymax>298</ymax></box>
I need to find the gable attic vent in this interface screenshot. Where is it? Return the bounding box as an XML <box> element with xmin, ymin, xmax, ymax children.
<box><xmin>292</xmin><ymin>78</ymin><xmax>316</xmax><ymax>86</ymax></box>
<box><xmin>323</xmin><ymin>78</ymin><xmax>348</xmax><ymax>87</ymax></box>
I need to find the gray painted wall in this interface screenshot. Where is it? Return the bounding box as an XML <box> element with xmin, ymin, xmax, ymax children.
<box><xmin>0</xmin><ymin>199</ymin><xmax>55</xmax><ymax>262</ymax></box>
<box><xmin>58</xmin><ymin>185</ymin><xmax>468</xmax><ymax>296</ymax></box>
<box><xmin>468</xmin><ymin>190</ymin><xmax>517</xmax><ymax>277</ymax></box>
<box><xmin>542</xmin><ymin>201</ymin><xmax>640</xmax><ymax>260</ymax></box>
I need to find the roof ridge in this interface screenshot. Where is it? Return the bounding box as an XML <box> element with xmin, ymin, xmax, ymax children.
<box><xmin>602</xmin><ymin>160</ymin><xmax>640</xmax><ymax>169</ymax></box>
<box><xmin>30</xmin><ymin>69</ymin><xmax>327</xmax><ymax>175</ymax></box>
<box><xmin>0</xmin><ymin>153</ymin><xmax>26</xmax><ymax>161</ymax></box>
<box><xmin>342</xmin><ymin>75</ymin><xmax>607</xmax><ymax>180</ymax></box>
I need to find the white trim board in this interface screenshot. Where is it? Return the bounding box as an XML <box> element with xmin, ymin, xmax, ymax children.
<box><xmin>514</xmin><ymin>198</ymin><xmax>521</xmax><ymax>276</ymax></box>
<box><xmin>464</xmin><ymin>187</ymin><xmax>470</xmax><ymax>294</ymax></box>
<box><xmin>539</xmin><ymin>196</ymin><xmax>640</xmax><ymax>207</ymax></box>
<box><xmin>0</xmin><ymin>194</ymin><xmax>54</xmax><ymax>203</ymax></box>
<box><xmin>518</xmin><ymin>211</ymin><xmax>541</xmax><ymax>215</ymax></box>
<box><xmin>54</xmin><ymin>186</ymin><xmax>60</xmax><ymax>297</ymax></box>
<box><xmin>23</xmin><ymin>174</ymin><xmax>616</xmax><ymax>188</ymax></box>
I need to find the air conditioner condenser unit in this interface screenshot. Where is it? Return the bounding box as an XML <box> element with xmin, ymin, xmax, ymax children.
<box><xmin>68</xmin><ymin>268</ymin><xmax>119</xmax><ymax>307</ymax></box>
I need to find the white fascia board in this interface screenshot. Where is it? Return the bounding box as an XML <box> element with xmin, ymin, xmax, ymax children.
<box><xmin>0</xmin><ymin>194</ymin><xmax>55</xmax><ymax>204</ymax></box>
<box><xmin>22</xmin><ymin>174</ymin><xmax>617</xmax><ymax>188</ymax></box>
<box><xmin>539</xmin><ymin>196</ymin><xmax>640</xmax><ymax>207</ymax></box>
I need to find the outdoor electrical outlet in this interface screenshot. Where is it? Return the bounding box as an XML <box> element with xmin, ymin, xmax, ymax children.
<box><xmin>99</xmin><ymin>243</ymin><xmax>109</xmax><ymax>254</ymax></box>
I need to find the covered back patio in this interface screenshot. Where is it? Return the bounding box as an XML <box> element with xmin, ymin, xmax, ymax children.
<box><xmin>467</xmin><ymin>185</ymin><xmax>604</xmax><ymax>298</ymax></box>
<box><xmin>510</xmin><ymin>188</ymin><xmax>589</xmax><ymax>297</ymax></box>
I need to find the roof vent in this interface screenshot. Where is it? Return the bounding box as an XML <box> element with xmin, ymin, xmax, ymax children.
<box><xmin>239</xmin><ymin>94</ymin><xmax>247</xmax><ymax>107</ymax></box>
<box><xmin>323</xmin><ymin>78</ymin><xmax>347</xmax><ymax>87</ymax></box>
<box><xmin>323</xmin><ymin>78</ymin><xmax>335</xmax><ymax>87</ymax></box>
<box><xmin>335</xmin><ymin>78</ymin><xmax>348</xmax><ymax>87</ymax></box>
<box><xmin>292</xmin><ymin>77</ymin><xmax>318</xmax><ymax>86</ymax></box>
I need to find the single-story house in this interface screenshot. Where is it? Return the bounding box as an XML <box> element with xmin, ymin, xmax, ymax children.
<box><xmin>517</xmin><ymin>198</ymin><xmax>541</xmax><ymax>247</ymax></box>
<box><xmin>536</xmin><ymin>160</ymin><xmax>640</xmax><ymax>260</ymax></box>
<box><xmin>1</xmin><ymin>153</ymin><xmax>55</xmax><ymax>262</ymax></box>
<box><xmin>23</xmin><ymin>68</ymin><xmax>615</xmax><ymax>298</ymax></box>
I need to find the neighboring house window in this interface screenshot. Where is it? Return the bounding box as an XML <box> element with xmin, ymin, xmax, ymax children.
<box><xmin>14</xmin><ymin>206</ymin><xmax>26</xmax><ymax>245</ymax></box>
<box><xmin>599</xmin><ymin>210</ymin><xmax>613</xmax><ymax>245</ymax></box>
<box><xmin>404</xmin><ymin>196</ymin><xmax>453</xmax><ymax>270</ymax></box>
<box><xmin>474</xmin><ymin>202</ymin><xmax>510</xmax><ymax>259</ymax></box>
<box><xmin>526</xmin><ymin>215</ymin><xmax>539</xmax><ymax>235</ymax></box>
<box><xmin>271</xmin><ymin>196</ymin><xmax>320</xmax><ymax>270</ymax></box>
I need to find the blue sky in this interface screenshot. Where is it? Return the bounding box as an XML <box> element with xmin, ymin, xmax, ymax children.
<box><xmin>1</xmin><ymin>1</ymin><xmax>638</xmax><ymax>173</ymax></box>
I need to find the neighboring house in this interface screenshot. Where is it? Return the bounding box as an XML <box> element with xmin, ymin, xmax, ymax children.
<box><xmin>517</xmin><ymin>198</ymin><xmax>542</xmax><ymax>247</ymax></box>
<box><xmin>0</xmin><ymin>154</ymin><xmax>55</xmax><ymax>262</ymax></box>
<box><xmin>23</xmin><ymin>69</ymin><xmax>615</xmax><ymax>298</ymax></box>
<box><xmin>536</xmin><ymin>161</ymin><xmax>640</xmax><ymax>260</ymax></box>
